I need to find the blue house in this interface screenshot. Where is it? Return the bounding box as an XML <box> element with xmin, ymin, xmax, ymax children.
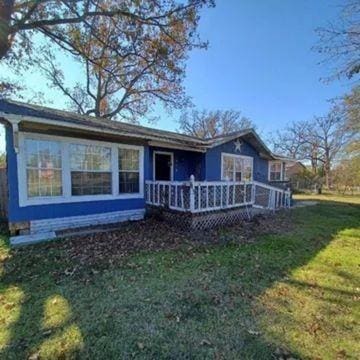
<box><xmin>0</xmin><ymin>100</ymin><xmax>291</xmax><ymax>244</ymax></box>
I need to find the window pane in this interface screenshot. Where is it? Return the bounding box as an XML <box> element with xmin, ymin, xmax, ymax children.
<box><xmin>222</xmin><ymin>156</ymin><xmax>234</xmax><ymax>180</ymax></box>
<box><xmin>243</xmin><ymin>158</ymin><xmax>252</xmax><ymax>181</ymax></box>
<box><xmin>270</xmin><ymin>162</ymin><xmax>281</xmax><ymax>181</ymax></box>
<box><xmin>235</xmin><ymin>158</ymin><xmax>243</xmax><ymax>172</ymax></box>
<box><xmin>119</xmin><ymin>172</ymin><xmax>139</xmax><ymax>193</ymax></box>
<box><xmin>27</xmin><ymin>169</ymin><xmax>39</xmax><ymax>197</ymax></box>
<box><xmin>270</xmin><ymin>172</ymin><xmax>281</xmax><ymax>181</ymax></box>
<box><xmin>222</xmin><ymin>155</ymin><xmax>253</xmax><ymax>182</ymax></box>
<box><xmin>25</xmin><ymin>140</ymin><xmax>39</xmax><ymax>167</ymax></box>
<box><xmin>25</xmin><ymin>139</ymin><xmax>62</xmax><ymax>198</ymax></box>
<box><xmin>71</xmin><ymin>171</ymin><xmax>112</xmax><ymax>196</ymax></box>
<box><xmin>70</xmin><ymin>144</ymin><xmax>111</xmax><ymax>171</ymax></box>
<box><xmin>271</xmin><ymin>162</ymin><xmax>281</xmax><ymax>172</ymax></box>
<box><xmin>69</xmin><ymin>144</ymin><xmax>112</xmax><ymax>196</ymax></box>
<box><xmin>119</xmin><ymin>149</ymin><xmax>139</xmax><ymax>171</ymax></box>
<box><xmin>224</xmin><ymin>170</ymin><xmax>234</xmax><ymax>181</ymax></box>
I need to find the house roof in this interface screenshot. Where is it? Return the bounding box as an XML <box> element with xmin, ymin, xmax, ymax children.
<box><xmin>272</xmin><ymin>154</ymin><xmax>306</xmax><ymax>168</ymax></box>
<box><xmin>0</xmin><ymin>99</ymin><xmax>276</xmax><ymax>158</ymax></box>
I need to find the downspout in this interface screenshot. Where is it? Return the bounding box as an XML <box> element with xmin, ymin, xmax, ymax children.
<box><xmin>0</xmin><ymin>116</ymin><xmax>20</xmax><ymax>153</ymax></box>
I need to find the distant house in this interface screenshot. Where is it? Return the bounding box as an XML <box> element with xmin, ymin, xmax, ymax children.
<box><xmin>0</xmin><ymin>100</ymin><xmax>292</xmax><ymax>245</ymax></box>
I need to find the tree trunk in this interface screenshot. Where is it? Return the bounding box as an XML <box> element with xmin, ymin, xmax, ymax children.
<box><xmin>324</xmin><ymin>149</ymin><xmax>331</xmax><ymax>189</ymax></box>
<box><xmin>0</xmin><ymin>0</ymin><xmax>15</xmax><ymax>59</ymax></box>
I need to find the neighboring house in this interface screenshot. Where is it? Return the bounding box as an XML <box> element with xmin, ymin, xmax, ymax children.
<box><xmin>0</xmin><ymin>100</ymin><xmax>291</xmax><ymax>245</ymax></box>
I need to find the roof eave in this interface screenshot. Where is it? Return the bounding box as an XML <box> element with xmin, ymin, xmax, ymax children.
<box><xmin>0</xmin><ymin>112</ymin><xmax>207</xmax><ymax>151</ymax></box>
<box><xmin>206</xmin><ymin>128</ymin><xmax>275</xmax><ymax>159</ymax></box>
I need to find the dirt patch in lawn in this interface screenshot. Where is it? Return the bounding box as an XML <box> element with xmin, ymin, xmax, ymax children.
<box><xmin>58</xmin><ymin>210</ymin><xmax>294</xmax><ymax>267</ymax></box>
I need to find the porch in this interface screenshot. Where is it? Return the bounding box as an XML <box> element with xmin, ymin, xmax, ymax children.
<box><xmin>145</xmin><ymin>176</ymin><xmax>291</xmax><ymax>229</ymax></box>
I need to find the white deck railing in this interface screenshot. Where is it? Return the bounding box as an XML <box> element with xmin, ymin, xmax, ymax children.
<box><xmin>145</xmin><ymin>176</ymin><xmax>291</xmax><ymax>213</ymax></box>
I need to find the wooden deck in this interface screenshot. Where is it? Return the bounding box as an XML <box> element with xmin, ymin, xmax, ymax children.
<box><xmin>145</xmin><ymin>177</ymin><xmax>291</xmax><ymax>213</ymax></box>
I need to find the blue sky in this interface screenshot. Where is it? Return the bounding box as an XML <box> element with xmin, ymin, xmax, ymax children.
<box><xmin>0</xmin><ymin>0</ymin><xmax>352</xmax><ymax>151</ymax></box>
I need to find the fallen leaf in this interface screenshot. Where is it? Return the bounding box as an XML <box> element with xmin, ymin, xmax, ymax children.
<box><xmin>247</xmin><ymin>329</ymin><xmax>261</xmax><ymax>336</ymax></box>
<box><xmin>200</xmin><ymin>339</ymin><xmax>212</xmax><ymax>346</ymax></box>
<box><xmin>28</xmin><ymin>352</ymin><xmax>40</xmax><ymax>360</ymax></box>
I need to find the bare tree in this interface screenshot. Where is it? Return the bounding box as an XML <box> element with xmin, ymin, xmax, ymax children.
<box><xmin>310</xmin><ymin>109</ymin><xmax>350</xmax><ymax>187</ymax></box>
<box><xmin>315</xmin><ymin>0</ymin><xmax>360</xmax><ymax>80</ymax></box>
<box><xmin>272</xmin><ymin>107</ymin><xmax>352</xmax><ymax>187</ymax></box>
<box><xmin>178</xmin><ymin>109</ymin><xmax>254</xmax><ymax>139</ymax></box>
<box><xmin>271</xmin><ymin>121</ymin><xmax>322</xmax><ymax>174</ymax></box>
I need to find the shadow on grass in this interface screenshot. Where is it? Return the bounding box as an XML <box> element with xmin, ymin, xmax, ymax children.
<box><xmin>0</xmin><ymin>200</ymin><xmax>359</xmax><ymax>359</ymax></box>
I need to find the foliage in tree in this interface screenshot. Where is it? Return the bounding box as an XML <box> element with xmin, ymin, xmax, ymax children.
<box><xmin>315</xmin><ymin>0</ymin><xmax>360</xmax><ymax>80</ymax></box>
<box><xmin>343</xmin><ymin>85</ymin><xmax>360</xmax><ymax>134</ymax></box>
<box><xmin>290</xmin><ymin>167</ymin><xmax>324</xmax><ymax>192</ymax></box>
<box><xmin>0</xmin><ymin>152</ymin><xmax>6</xmax><ymax>167</ymax></box>
<box><xmin>332</xmin><ymin>155</ymin><xmax>360</xmax><ymax>194</ymax></box>
<box><xmin>178</xmin><ymin>109</ymin><xmax>254</xmax><ymax>139</ymax></box>
<box><xmin>1</xmin><ymin>0</ymin><xmax>214</xmax><ymax>122</ymax></box>
<box><xmin>0</xmin><ymin>80</ymin><xmax>22</xmax><ymax>98</ymax></box>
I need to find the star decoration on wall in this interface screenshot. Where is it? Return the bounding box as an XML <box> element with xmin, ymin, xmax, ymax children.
<box><xmin>234</xmin><ymin>139</ymin><xmax>242</xmax><ymax>152</ymax></box>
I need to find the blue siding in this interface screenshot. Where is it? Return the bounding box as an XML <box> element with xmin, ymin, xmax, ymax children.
<box><xmin>148</xmin><ymin>147</ymin><xmax>204</xmax><ymax>181</ymax></box>
<box><xmin>5</xmin><ymin>125</ymin><xmax>269</xmax><ymax>224</ymax></box>
<box><xmin>6</xmin><ymin>126</ymin><xmax>146</xmax><ymax>222</ymax></box>
<box><xmin>205</xmin><ymin>138</ymin><xmax>269</xmax><ymax>182</ymax></box>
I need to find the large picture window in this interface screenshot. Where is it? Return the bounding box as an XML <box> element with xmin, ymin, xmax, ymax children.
<box><xmin>19</xmin><ymin>133</ymin><xmax>144</xmax><ymax>206</ymax></box>
<box><xmin>25</xmin><ymin>139</ymin><xmax>62</xmax><ymax>198</ymax></box>
<box><xmin>70</xmin><ymin>144</ymin><xmax>112</xmax><ymax>195</ymax></box>
<box><xmin>269</xmin><ymin>161</ymin><xmax>282</xmax><ymax>181</ymax></box>
<box><xmin>118</xmin><ymin>149</ymin><xmax>140</xmax><ymax>193</ymax></box>
<box><xmin>222</xmin><ymin>154</ymin><xmax>253</xmax><ymax>181</ymax></box>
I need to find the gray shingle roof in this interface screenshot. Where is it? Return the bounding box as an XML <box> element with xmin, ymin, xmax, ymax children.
<box><xmin>0</xmin><ymin>99</ymin><xmax>275</xmax><ymax>157</ymax></box>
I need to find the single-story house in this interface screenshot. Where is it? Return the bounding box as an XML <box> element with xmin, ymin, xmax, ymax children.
<box><xmin>0</xmin><ymin>100</ymin><xmax>292</xmax><ymax>244</ymax></box>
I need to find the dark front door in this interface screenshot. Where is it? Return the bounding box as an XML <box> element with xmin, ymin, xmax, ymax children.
<box><xmin>154</xmin><ymin>153</ymin><xmax>173</xmax><ymax>181</ymax></box>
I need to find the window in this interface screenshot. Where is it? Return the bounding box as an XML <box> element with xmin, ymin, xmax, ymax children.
<box><xmin>222</xmin><ymin>154</ymin><xmax>253</xmax><ymax>181</ymax></box>
<box><xmin>119</xmin><ymin>148</ymin><xmax>140</xmax><ymax>193</ymax></box>
<box><xmin>242</xmin><ymin>157</ymin><xmax>253</xmax><ymax>181</ymax></box>
<box><xmin>19</xmin><ymin>133</ymin><xmax>144</xmax><ymax>206</ymax></box>
<box><xmin>269</xmin><ymin>162</ymin><xmax>282</xmax><ymax>181</ymax></box>
<box><xmin>25</xmin><ymin>139</ymin><xmax>62</xmax><ymax>197</ymax></box>
<box><xmin>284</xmin><ymin>163</ymin><xmax>291</xmax><ymax>181</ymax></box>
<box><xmin>70</xmin><ymin>144</ymin><xmax>112</xmax><ymax>195</ymax></box>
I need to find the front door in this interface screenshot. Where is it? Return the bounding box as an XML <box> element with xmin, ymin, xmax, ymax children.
<box><xmin>154</xmin><ymin>152</ymin><xmax>173</xmax><ymax>181</ymax></box>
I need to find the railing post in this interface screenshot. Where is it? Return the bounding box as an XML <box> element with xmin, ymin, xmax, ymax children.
<box><xmin>286</xmin><ymin>187</ymin><xmax>291</xmax><ymax>208</ymax></box>
<box><xmin>251</xmin><ymin>182</ymin><xmax>255</xmax><ymax>204</ymax></box>
<box><xmin>189</xmin><ymin>175</ymin><xmax>195</xmax><ymax>212</ymax></box>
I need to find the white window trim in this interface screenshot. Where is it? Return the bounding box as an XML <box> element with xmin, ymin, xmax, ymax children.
<box><xmin>221</xmin><ymin>153</ymin><xmax>253</xmax><ymax>181</ymax></box>
<box><xmin>268</xmin><ymin>161</ymin><xmax>284</xmax><ymax>181</ymax></box>
<box><xmin>153</xmin><ymin>151</ymin><xmax>174</xmax><ymax>181</ymax></box>
<box><xmin>18</xmin><ymin>132</ymin><xmax>144</xmax><ymax>207</ymax></box>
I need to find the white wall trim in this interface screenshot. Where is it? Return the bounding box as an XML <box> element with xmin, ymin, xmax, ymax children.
<box><xmin>221</xmin><ymin>152</ymin><xmax>254</xmax><ymax>181</ymax></box>
<box><xmin>153</xmin><ymin>151</ymin><xmax>174</xmax><ymax>181</ymax></box>
<box><xmin>17</xmin><ymin>132</ymin><xmax>145</xmax><ymax>207</ymax></box>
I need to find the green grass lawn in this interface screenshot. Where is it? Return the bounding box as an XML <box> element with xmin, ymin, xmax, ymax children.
<box><xmin>1</xmin><ymin>196</ymin><xmax>359</xmax><ymax>359</ymax></box>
